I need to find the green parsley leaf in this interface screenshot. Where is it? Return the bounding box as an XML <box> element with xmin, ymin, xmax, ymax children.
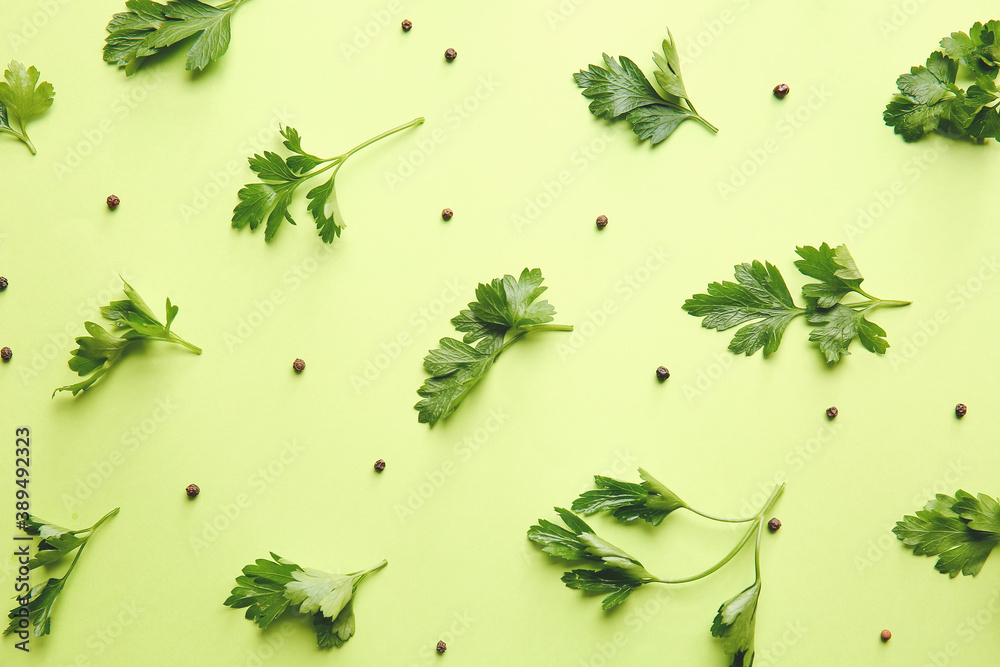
<box><xmin>0</xmin><ymin>61</ymin><xmax>54</xmax><ymax>155</ymax></box>
<box><xmin>894</xmin><ymin>491</ymin><xmax>1000</xmax><ymax>578</ymax></box>
<box><xmin>54</xmin><ymin>279</ymin><xmax>201</xmax><ymax>397</ymax></box>
<box><xmin>711</xmin><ymin>580</ymin><xmax>761</xmax><ymax>667</ymax></box>
<box><xmin>574</xmin><ymin>29</ymin><xmax>717</xmax><ymax>145</ymax></box>
<box><xmin>684</xmin><ymin>245</ymin><xmax>909</xmax><ymax>364</ymax></box>
<box><xmin>941</xmin><ymin>21</ymin><xmax>1000</xmax><ymax>79</ymax></box>
<box><xmin>572</xmin><ymin>468</ymin><xmax>687</xmax><ymax>526</ymax></box>
<box><xmin>104</xmin><ymin>0</ymin><xmax>251</xmax><ymax>76</ymax></box>
<box><xmin>5</xmin><ymin>509</ymin><xmax>119</xmax><ymax>638</ymax></box>
<box><xmin>224</xmin><ymin>553</ymin><xmax>386</xmax><ymax>649</ymax></box>
<box><xmin>415</xmin><ymin>269</ymin><xmax>572</xmax><ymax>426</ymax></box>
<box><xmin>233</xmin><ymin>119</ymin><xmax>423</xmax><ymax>243</ymax></box>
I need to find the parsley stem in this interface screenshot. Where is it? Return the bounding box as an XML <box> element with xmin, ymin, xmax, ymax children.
<box><xmin>342</xmin><ymin>117</ymin><xmax>426</xmax><ymax>161</ymax></box>
<box><xmin>691</xmin><ymin>113</ymin><xmax>719</xmax><ymax>134</ymax></box>
<box><xmin>61</xmin><ymin>508</ymin><xmax>118</xmax><ymax>579</ymax></box>
<box><xmin>0</xmin><ymin>126</ymin><xmax>35</xmax><ymax>154</ymax></box>
<box><xmin>498</xmin><ymin>324</ymin><xmax>574</xmax><ymax>355</ymax></box>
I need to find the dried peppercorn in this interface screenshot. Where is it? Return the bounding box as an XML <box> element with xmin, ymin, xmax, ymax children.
<box><xmin>293</xmin><ymin>358</ymin><xmax>306</xmax><ymax>373</ymax></box>
<box><xmin>374</xmin><ymin>459</ymin><xmax>386</xmax><ymax>472</ymax></box>
<box><xmin>826</xmin><ymin>406</ymin><xmax>838</xmax><ymax>420</ymax></box>
<box><xmin>596</xmin><ymin>214</ymin><xmax>608</xmax><ymax>229</ymax></box>
<box><xmin>0</xmin><ymin>277</ymin><xmax>7</xmax><ymax>291</ymax></box>
<box><xmin>655</xmin><ymin>366</ymin><xmax>670</xmax><ymax>382</ymax></box>
<box><xmin>401</xmin><ymin>19</ymin><xmax>412</xmax><ymax>31</ymax></box>
<box><xmin>880</xmin><ymin>629</ymin><xmax>891</xmax><ymax>642</ymax></box>
<box><xmin>107</xmin><ymin>195</ymin><xmax>120</xmax><ymax>209</ymax></box>
<box><xmin>768</xmin><ymin>518</ymin><xmax>781</xmax><ymax>532</ymax></box>
<box><xmin>186</xmin><ymin>484</ymin><xmax>200</xmax><ymax>498</ymax></box>
<box><xmin>445</xmin><ymin>48</ymin><xmax>457</xmax><ymax>62</ymax></box>
<box><xmin>1</xmin><ymin>347</ymin><xmax>11</xmax><ymax>362</ymax></box>
<box><xmin>436</xmin><ymin>641</ymin><xmax>447</xmax><ymax>654</ymax></box>
<box><xmin>955</xmin><ymin>403</ymin><xmax>967</xmax><ymax>418</ymax></box>
<box><xmin>442</xmin><ymin>208</ymin><xmax>454</xmax><ymax>221</ymax></box>
<box><xmin>773</xmin><ymin>84</ymin><xmax>789</xmax><ymax>99</ymax></box>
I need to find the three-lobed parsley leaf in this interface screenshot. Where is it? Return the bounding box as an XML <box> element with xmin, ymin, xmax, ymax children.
<box><xmin>0</xmin><ymin>61</ymin><xmax>54</xmax><ymax>155</ymax></box>
<box><xmin>711</xmin><ymin>580</ymin><xmax>761</xmax><ymax>667</ymax></box>
<box><xmin>54</xmin><ymin>279</ymin><xmax>201</xmax><ymax>397</ymax></box>
<box><xmin>414</xmin><ymin>269</ymin><xmax>572</xmax><ymax>426</ymax></box>
<box><xmin>683</xmin><ymin>243</ymin><xmax>910</xmax><ymax>364</ymax></box>
<box><xmin>232</xmin><ymin>119</ymin><xmax>424</xmax><ymax>243</ymax></box>
<box><xmin>571</xmin><ymin>468</ymin><xmax>687</xmax><ymax>526</ymax></box>
<box><xmin>104</xmin><ymin>0</ymin><xmax>251</xmax><ymax>76</ymax></box>
<box><xmin>224</xmin><ymin>553</ymin><xmax>386</xmax><ymax>649</ymax></box>
<box><xmin>885</xmin><ymin>22</ymin><xmax>1000</xmax><ymax>142</ymax></box>
<box><xmin>894</xmin><ymin>491</ymin><xmax>1000</xmax><ymax>578</ymax></box>
<box><xmin>574</xmin><ymin>28</ymin><xmax>717</xmax><ymax>145</ymax></box>
<box><xmin>5</xmin><ymin>509</ymin><xmax>119</xmax><ymax>638</ymax></box>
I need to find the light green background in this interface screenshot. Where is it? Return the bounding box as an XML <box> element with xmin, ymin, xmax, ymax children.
<box><xmin>2</xmin><ymin>0</ymin><xmax>1000</xmax><ymax>665</ymax></box>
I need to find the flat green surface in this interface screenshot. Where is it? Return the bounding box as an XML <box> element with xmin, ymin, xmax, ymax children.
<box><xmin>2</xmin><ymin>0</ymin><xmax>1000</xmax><ymax>665</ymax></box>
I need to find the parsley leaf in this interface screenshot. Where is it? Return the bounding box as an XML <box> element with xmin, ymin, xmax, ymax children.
<box><xmin>941</xmin><ymin>21</ymin><xmax>1000</xmax><ymax>79</ymax></box>
<box><xmin>0</xmin><ymin>61</ymin><xmax>54</xmax><ymax>155</ymax></box>
<box><xmin>415</xmin><ymin>269</ymin><xmax>572</xmax><ymax>426</ymax></box>
<box><xmin>683</xmin><ymin>244</ymin><xmax>909</xmax><ymax>364</ymax></box>
<box><xmin>54</xmin><ymin>279</ymin><xmax>201</xmax><ymax>397</ymax></box>
<box><xmin>233</xmin><ymin>119</ymin><xmax>423</xmax><ymax>243</ymax></box>
<box><xmin>5</xmin><ymin>509</ymin><xmax>119</xmax><ymax>638</ymax></box>
<box><xmin>104</xmin><ymin>0</ymin><xmax>251</xmax><ymax>76</ymax></box>
<box><xmin>224</xmin><ymin>553</ymin><xmax>386</xmax><ymax>649</ymax></box>
<box><xmin>711</xmin><ymin>580</ymin><xmax>761</xmax><ymax>667</ymax></box>
<box><xmin>574</xmin><ymin>28</ymin><xmax>717</xmax><ymax>145</ymax></box>
<box><xmin>894</xmin><ymin>491</ymin><xmax>1000</xmax><ymax>578</ymax></box>
<box><xmin>571</xmin><ymin>468</ymin><xmax>687</xmax><ymax>526</ymax></box>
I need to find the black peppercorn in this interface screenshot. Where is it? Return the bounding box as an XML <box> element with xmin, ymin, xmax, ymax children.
<box><xmin>107</xmin><ymin>195</ymin><xmax>120</xmax><ymax>209</ymax></box>
<box><xmin>1</xmin><ymin>347</ymin><xmax>11</xmax><ymax>362</ymax></box>
<box><xmin>655</xmin><ymin>366</ymin><xmax>669</xmax><ymax>382</ymax></box>
<box><xmin>768</xmin><ymin>518</ymin><xmax>781</xmax><ymax>532</ymax></box>
<box><xmin>374</xmin><ymin>459</ymin><xmax>386</xmax><ymax>472</ymax></box>
<box><xmin>880</xmin><ymin>629</ymin><xmax>891</xmax><ymax>642</ymax></box>
<box><xmin>596</xmin><ymin>215</ymin><xmax>608</xmax><ymax>229</ymax></box>
<box><xmin>442</xmin><ymin>208</ymin><xmax>454</xmax><ymax>221</ymax></box>
<box><xmin>0</xmin><ymin>277</ymin><xmax>7</xmax><ymax>291</ymax></box>
<box><xmin>445</xmin><ymin>48</ymin><xmax>457</xmax><ymax>62</ymax></box>
<box><xmin>436</xmin><ymin>641</ymin><xmax>447</xmax><ymax>654</ymax></box>
<box><xmin>186</xmin><ymin>484</ymin><xmax>200</xmax><ymax>498</ymax></box>
<box><xmin>293</xmin><ymin>358</ymin><xmax>305</xmax><ymax>373</ymax></box>
<box><xmin>401</xmin><ymin>19</ymin><xmax>412</xmax><ymax>31</ymax></box>
<box><xmin>773</xmin><ymin>84</ymin><xmax>789</xmax><ymax>99</ymax></box>
<box><xmin>826</xmin><ymin>406</ymin><xmax>838</xmax><ymax>420</ymax></box>
<box><xmin>956</xmin><ymin>403</ymin><xmax>967</xmax><ymax>418</ymax></box>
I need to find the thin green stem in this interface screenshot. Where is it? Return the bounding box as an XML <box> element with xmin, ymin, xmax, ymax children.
<box><xmin>497</xmin><ymin>323</ymin><xmax>574</xmax><ymax>355</ymax></box>
<box><xmin>86</xmin><ymin>507</ymin><xmax>120</xmax><ymax>534</ymax></box>
<box><xmin>693</xmin><ymin>114</ymin><xmax>719</xmax><ymax>134</ymax></box>
<box><xmin>753</xmin><ymin>517</ymin><xmax>764</xmax><ymax>580</ymax></box>
<box><xmin>0</xmin><ymin>126</ymin><xmax>35</xmax><ymax>154</ymax></box>
<box><xmin>343</xmin><ymin>117</ymin><xmax>425</xmax><ymax>160</ymax></box>
<box><xmin>687</xmin><ymin>507</ymin><xmax>758</xmax><ymax>524</ymax></box>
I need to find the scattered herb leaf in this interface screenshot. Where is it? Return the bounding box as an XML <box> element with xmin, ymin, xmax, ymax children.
<box><xmin>415</xmin><ymin>268</ymin><xmax>572</xmax><ymax>426</ymax></box>
<box><xmin>0</xmin><ymin>61</ymin><xmax>54</xmax><ymax>155</ymax></box>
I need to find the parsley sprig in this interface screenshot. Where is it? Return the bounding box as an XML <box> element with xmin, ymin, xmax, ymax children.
<box><xmin>0</xmin><ymin>61</ymin><xmax>54</xmax><ymax>155</ymax></box>
<box><xmin>232</xmin><ymin>119</ymin><xmax>424</xmax><ymax>243</ymax></box>
<box><xmin>574</xmin><ymin>29</ymin><xmax>717</xmax><ymax>145</ymax></box>
<box><xmin>104</xmin><ymin>0</ymin><xmax>252</xmax><ymax>75</ymax></box>
<box><xmin>54</xmin><ymin>279</ymin><xmax>201</xmax><ymax>397</ymax></box>
<box><xmin>529</xmin><ymin>470</ymin><xmax>783</xmax><ymax>667</ymax></box>
<box><xmin>415</xmin><ymin>268</ymin><xmax>573</xmax><ymax>426</ymax></box>
<box><xmin>885</xmin><ymin>21</ymin><xmax>1000</xmax><ymax>142</ymax></box>
<box><xmin>224</xmin><ymin>553</ymin><xmax>386</xmax><ymax>649</ymax></box>
<box><xmin>4</xmin><ymin>509</ymin><xmax>119</xmax><ymax>638</ymax></box>
<box><xmin>683</xmin><ymin>243</ymin><xmax>910</xmax><ymax>364</ymax></box>
<box><xmin>895</xmin><ymin>491</ymin><xmax>1000</xmax><ymax>578</ymax></box>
